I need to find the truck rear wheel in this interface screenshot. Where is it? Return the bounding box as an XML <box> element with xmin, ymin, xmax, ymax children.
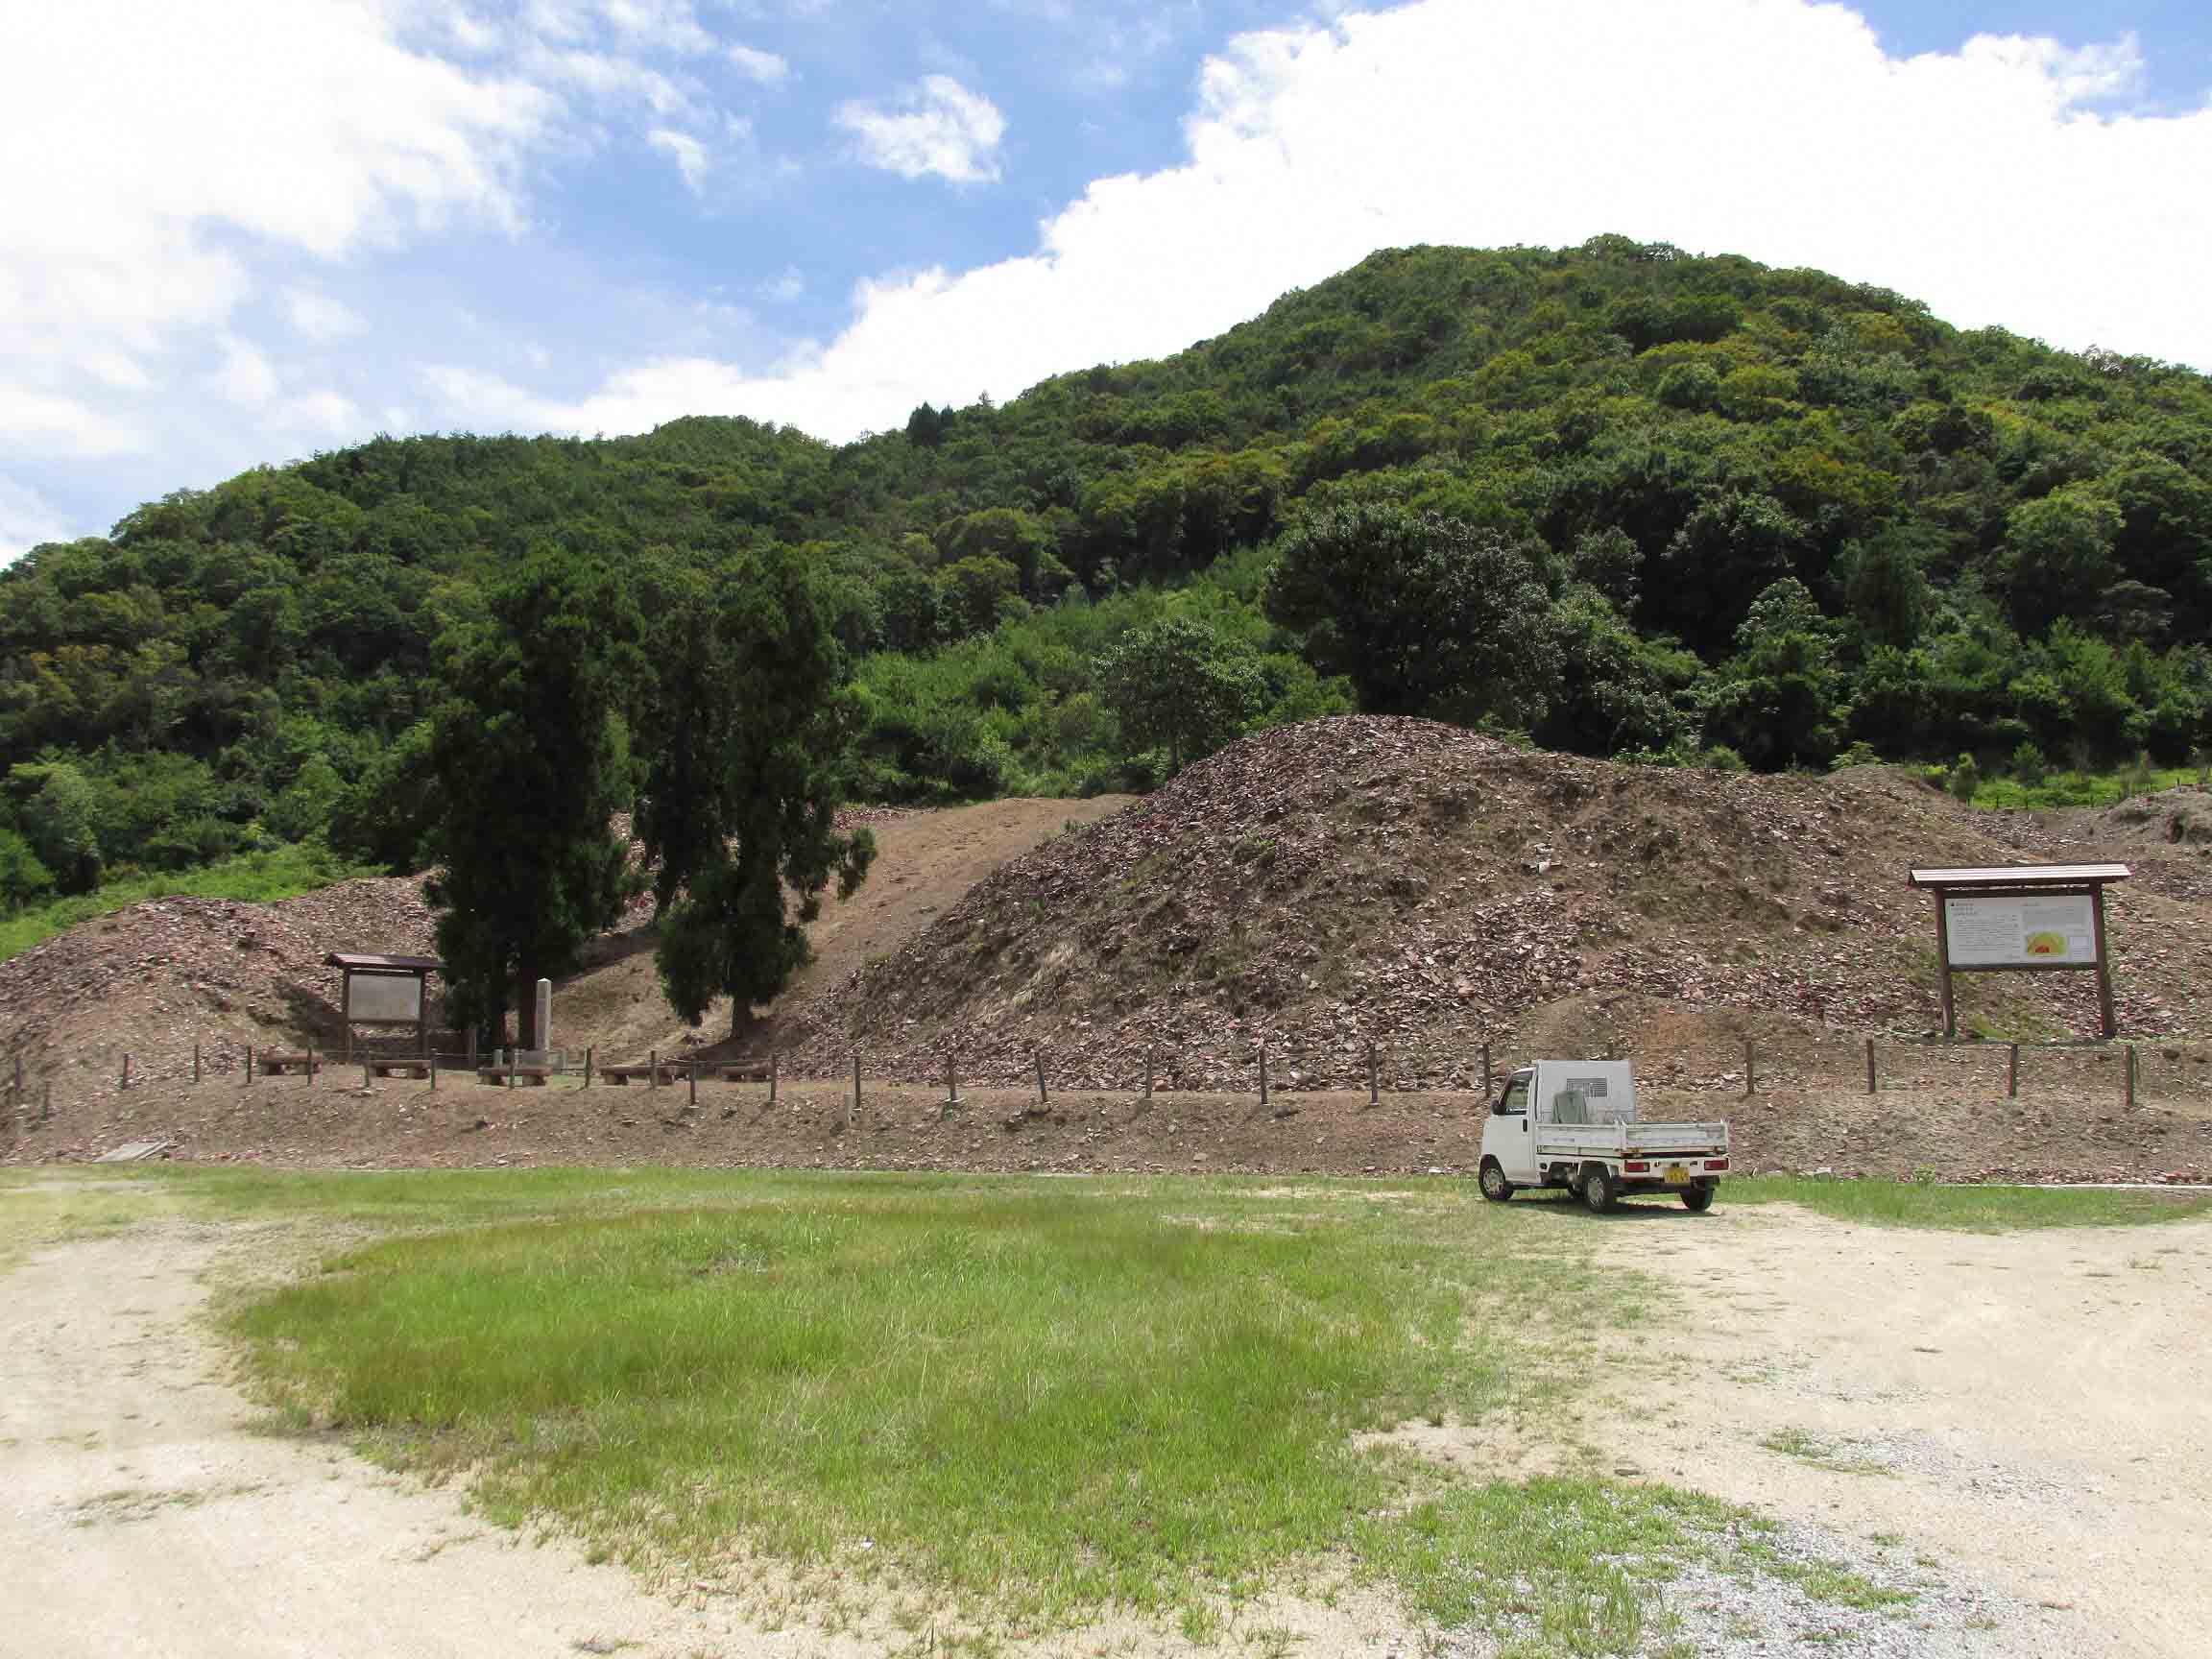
<box><xmin>1681</xmin><ymin>1182</ymin><xmax>1716</xmax><ymax>1213</ymax></box>
<box><xmin>1479</xmin><ymin>1160</ymin><xmax>1515</xmax><ymax>1202</ymax></box>
<box><xmin>1582</xmin><ymin>1166</ymin><xmax>1617</xmax><ymax>1214</ymax></box>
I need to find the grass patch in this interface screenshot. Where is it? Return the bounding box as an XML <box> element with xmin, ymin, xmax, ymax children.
<box><xmin>227</xmin><ymin>1174</ymin><xmax>1596</xmax><ymax>1629</ymax></box>
<box><xmin>0</xmin><ymin>841</ymin><xmax>377</xmax><ymax>964</ymax></box>
<box><xmin>1728</xmin><ymin>1177</ymin><xmax>2212</xmax><ymax>1232</ymax></box>
<box><xmin>1755</xmin><ymin>1429</ymin><xmax>1890</xmax><ymax>1478</ymax></box>
<box><xmin>1960</xmin><ymin>767</ymin><xmax>2203</xmax><ymax>811</ymax></box>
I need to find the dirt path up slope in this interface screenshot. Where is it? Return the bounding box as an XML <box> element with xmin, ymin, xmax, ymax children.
<box><xmin>555</xmin><ymin>795</ymin><xmax>1131</xmax><ymax>1063</ymax></box>
<box><xmin>1587</xmin><ymin>1202</ymin><xmax>2212</xmax><ymax>1659</ymax></box>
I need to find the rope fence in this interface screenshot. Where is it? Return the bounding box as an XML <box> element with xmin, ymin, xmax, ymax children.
<box><xmin>10</xmin><ymin>1029</ymin><xmax>2212</xmax><ymax>1143</ymax></box>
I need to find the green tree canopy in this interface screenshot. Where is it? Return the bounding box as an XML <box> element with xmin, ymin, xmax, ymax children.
<box><xmin>651</xmin><ymin>544</ymin><xmax>877</xmax><ymax>1033</ymax></box>
<box><xmin>1264</xmin><ymin>502</ymin><xmax>1560</xmax><ymax>729</ymax></box>
<box><xmin>1094</xmin><ymin>614</ymin><xmax>1264</xmax><ymax>775</ymax></box>
<box><xmin>424</xmin><ymin>544</ymin><xmax>644</xmax><ymax>1048</ymax></box>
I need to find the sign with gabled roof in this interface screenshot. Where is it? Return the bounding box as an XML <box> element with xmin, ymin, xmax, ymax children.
<box><xmin>1907</xmin><ymin>865</ymin><xmax>2129</xmax><ymax>1039</ymax></box>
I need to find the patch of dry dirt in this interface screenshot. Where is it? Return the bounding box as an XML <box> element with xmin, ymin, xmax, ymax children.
<box><xmin>1575</xmin><ymin>1200</ymin><xmax>2212</xmax><ymax>1659</ymax></box>
<box><xmin>11</xmin><ymin>1066</ymin><xmax>2211</xmax><ymax>1185</ymax></box>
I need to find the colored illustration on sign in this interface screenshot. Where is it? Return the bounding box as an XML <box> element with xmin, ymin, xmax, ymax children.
<box><xmin>1944</xmin><ymin>895</ymin><xmax>2095</xmax><ymax>968</ymax></box>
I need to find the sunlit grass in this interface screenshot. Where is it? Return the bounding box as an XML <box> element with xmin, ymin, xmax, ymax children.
<box><xmin>228</xmin><ymin>1175</ymin><xmax>1589</xmax><ymax>1627</ymax></box>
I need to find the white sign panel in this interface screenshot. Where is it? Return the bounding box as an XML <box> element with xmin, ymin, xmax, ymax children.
<box><xmin>347</xmin><ymin>973</ymin><xmax>423</xmax><ymax>1022</ymax></box>
<box><xmin>1944</xmin><ymin>895</ymin><xmax>2096</xmax><ymax>967</ymax></box>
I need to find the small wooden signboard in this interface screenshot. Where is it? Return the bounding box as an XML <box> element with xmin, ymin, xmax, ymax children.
<box><xmin>325</xmin><ymin>953</ymin><xmax>444</xmax><ymax>1059</ymax></box>
<box><xmin>1907</xmin><ymin>864</ymin><xmax>2130</xmax><ymax>1040</ymax></box>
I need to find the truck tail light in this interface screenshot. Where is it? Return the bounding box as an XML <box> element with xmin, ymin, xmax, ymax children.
<box><xmin>1624</xmin><ymin>1161</ymin><xmax>1649</xmax><ymax>1173</ymax></box>
<box><xmin>1706</xmin><ymin>1158</ymin><xmax>1729</xmax><ymax>1170</ymax></box>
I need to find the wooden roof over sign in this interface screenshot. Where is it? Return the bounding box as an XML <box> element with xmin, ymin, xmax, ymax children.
<box><xmin>1908</xmin><ymin>864</ymin><xmax>2131</xmax><ymax>890</ymax></box>
<box><xmin>324</xmin><ymin>952</ymin><xmax>445</xmax><ymax>974</ymax></box>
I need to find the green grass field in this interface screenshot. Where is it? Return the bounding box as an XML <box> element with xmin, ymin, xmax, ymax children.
<box><xmin>10</xmin><ymin>1166</ymin><xmax>2199</xmax><ymax>1652</ymax></box>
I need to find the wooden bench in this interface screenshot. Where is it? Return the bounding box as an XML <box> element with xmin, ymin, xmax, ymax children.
<box><xmin>256</xmin><ymin>1051</ymin><xmax>324</xmax><ymax>1076</ymax></box>
<box><xmin>599</xmin><ymin>1062</ymin><xmax>686</xmax><ymax>1086</ymax></box>
<box><xmin>367</xmin><ymin>1059</ymin><xmax>432</xmax><ymax>1079</ymax></box>
<box><xmin>476</xmin><ymin>1065</ymin><xmax>553</xmax><ymax>1087</ymax></box>
<box><xmin>709</xmin><ymin>1063</ymin><xmax>773</xmax><ymax>1083</ymax></box>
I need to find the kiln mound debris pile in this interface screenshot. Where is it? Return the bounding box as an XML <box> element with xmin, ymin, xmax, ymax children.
<box><xmin>778</xmin><ymin>716</ymin><xmax>2212</xmax><ymax>1089</ymax></box>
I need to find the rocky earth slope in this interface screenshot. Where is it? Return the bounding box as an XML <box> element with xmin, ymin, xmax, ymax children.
<box><xmin>776</xmin><ymin>717</ymin><xmax>2212</xmax><ymax>1089</ymax></box>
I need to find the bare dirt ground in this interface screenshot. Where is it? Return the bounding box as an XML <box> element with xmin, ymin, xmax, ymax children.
<box><xmin>12</xmin><ymin>1067</ymin><xmax>2211</xmax><ymax>1187</ymax></box>
<box><xmin>1581</xmin><ymin>1199</ymin><xmax>2212</xmax><ymax>1659</ymax></box>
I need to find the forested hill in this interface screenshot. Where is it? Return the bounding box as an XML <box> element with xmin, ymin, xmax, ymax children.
<box><xmin>4</xmin><ymin>235</ymin><xmax>2211</xmax><ymax>902</ymax></box>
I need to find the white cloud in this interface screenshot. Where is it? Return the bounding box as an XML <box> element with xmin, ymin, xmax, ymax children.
<box><xmin>0</xmin><ymin>389</ymin><xmax>146</xmax><ymax>458</ymax></box>
<box><xmin>762</xmin><ymin>267</ymin><xmax>806</xmax><ymax>302</ymax></box>
<box><xmin>209</xmin><ymin>340</ymin><xmax>281</xmax><ymax>410</ymax></box>
<box><xmin>834</xmin><ymin>75</ymin><xmax>1006</xmax><ymax>183</ymax></box>
<box><xmin>478</xmin><ymin>0</ymin><xmax>2212</xmax><ymax>445</ymax></box>
<box><xmin>728</xmin><ymin>43</ymin><xmax>790</xmax><ymax>84</ymax></box>
<box><xmin>0</xmin><ymin>0</ymin><xmax>550</xmax><ymax>490</ymax></box>
<box><xmin>280</xmin><ymin>389</ymin><xmax>364</xmax><ymax>435</ymax></box>
<box><xmin>598</xmin><ymin>0</ymin><xmax>714</xmax><ymax>55</ymax></box>
<box><xmin>0</xmin><ymin>476</ymin><xmax>80</xmax><ymax>565</ymax></box>
<box><xmin>649</xmin><ymin>127</ymin><xmax>711</xmax><ymax>190</ymax></box>
<box><xmin>83</xmin><ymin>353</ymin><xmax>155</xmax><ymax>392</ymax></box>
<box><xmin>285</xmin><ymin>287</ymin><xmax>370</xmax><ymax>342</ymax></box>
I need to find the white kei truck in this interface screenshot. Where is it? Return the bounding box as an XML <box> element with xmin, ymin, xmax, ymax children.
<box><xmin>1477</xmin><ymin>1060</ymin><xmax>1731</xmax><ymax>1213</ymax></box>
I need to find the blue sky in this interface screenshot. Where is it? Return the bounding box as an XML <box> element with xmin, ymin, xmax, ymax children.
<box><xmin>3</xmin><ymin>0</ymin><xmax>2208</xmax><ymax>559</ymax></box>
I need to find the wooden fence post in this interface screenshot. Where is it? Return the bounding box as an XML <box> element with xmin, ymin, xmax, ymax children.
<box><xmin>1142</xmin><ymin>1046</ymin><xmax>1153</xmax><ymax>1107</ymax></box>
<box><xmin>507</xmin><ymin>1055</ymin><xmax>516</xmax><ymax>1092</ymax></box>
<box><xmin>852</xmin><ymin>1051</ymin><xmax>862</xmax><ymax>1124</ymax></box>
<box><xmin>246</xmin><ymin>1046</ymin><xmax>255</xmax><ymax>1084</ymax></box>
<box><xmin>1864</xmin><ymin>1037</ymin><xmax>1877</xmax><ymax>1094</ymax></box>
<box><xmin>1743</xmin><ymin>1040</ymin><xmax>1755</xmax><ymax>1095</ymax></box>
<box><xmin>584</xmin><ymin>1046</ymin><xmax>593</xmax><ymax>1088</ymax></box>
<box><xmin>2126</xmin><ymin>1044</ymin><xmax>2137</xmax><ymax>1110</ymax></box>
<box><xmin>306</xmin><ymin>1043</ymin><xmax>315</xmax><ymax>1085</ymax></box>
<box><xmin>429</xmin><ymin>1054</ymin><xmax>438</xmax><ymax>1092</ymax></box>
<box><xmin>946</xmin><ymin>1049</ymin><xmax>960</xmax><ymax>1105</ymax></box>
<box><xmin>1035</xmin><ymin>1049</ymin><xmax>1048</xmax><ymax>1107</ymax></box>
<box><xmin>1367</xmin><ymin>1041</ymin><xmax>1379</xmax><ymax>1108</ymax></box>
<box><xmin>769</xmin><ymin>1048</ymin><xmax>779</xmax><ymax>1106</ymax></box>
<box><xmin>1480</xmin><ymin>1043</ymin><xmax>1491</xmax><ymax>1097</ymax></box>
<box><xmin>193</xmin><ymin>1043</ymin><xmax>201</xmax><ymax>1085</ymax></box>
<box><xmin>649</xmin><ymin>1048</ymin><xmax>659</xmax><ymax>1088</ymax></box>
<box><xmin>688</xmin><ymin>1062</ymin><xmax>698</xmax><ymax>1108</ymax></box>
<box><xmin>41</xmin><ymin>1082</ymin><xmax>51</xmax><ymax>1122</ymax></box>
<box><xmin>121</xmin><ymin>1053</ymin><xmax>131</xmax><ymax>1090</ymax></box>
<box><xmin>363</xmin><ymin>1060</ymin><xmax>373</xmax><ymax>1090</ymax></box>
<box><xmin>2007</xmin><ymin>1043</ymin><xmax>2019</xmax><ymax>1099</ymax></box>
<box><xmin>1258</xmin><ymin>1044</ymin><xmax>1269</xmax><ymax>1108</ymax></box>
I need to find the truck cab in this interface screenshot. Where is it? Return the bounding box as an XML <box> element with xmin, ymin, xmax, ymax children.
<box><xmin>1479</xmin><ymin>1060</ymin><xmax>1729</xmax><ymax>1213</ymax></box>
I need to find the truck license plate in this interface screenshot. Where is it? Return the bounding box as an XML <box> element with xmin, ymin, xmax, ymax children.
<box><xmin>1663</xmin><ymin>1164</ymin><xmax>1691</xmax><ymax>1185</ymax></box>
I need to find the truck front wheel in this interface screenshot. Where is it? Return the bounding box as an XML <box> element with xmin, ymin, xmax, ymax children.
<box><xmin>1479</xmin><ymin>1160</ymin><xmax>1515</xmax><ymax>1203</ymax></box>
<box><xmin>1582</xmin><ymin>1166</ymin><xmax>1618</xmax><ymax>1214</ymax></box>
<box><xmin>1681</xmin><ymin>1182</ymin><xmax>1717</xmax><ymax>1213</ymax></box>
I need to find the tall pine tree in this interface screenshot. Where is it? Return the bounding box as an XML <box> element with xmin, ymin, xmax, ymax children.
<box><xmin>425</xmin><ymin>542</ymin><xmax>643</xmax><ymax>1049</ymax></box>
<box><xmin>646</xmin><ymin>544</ymin><xmax>875</xmax><ymax>1036</ymax></box>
